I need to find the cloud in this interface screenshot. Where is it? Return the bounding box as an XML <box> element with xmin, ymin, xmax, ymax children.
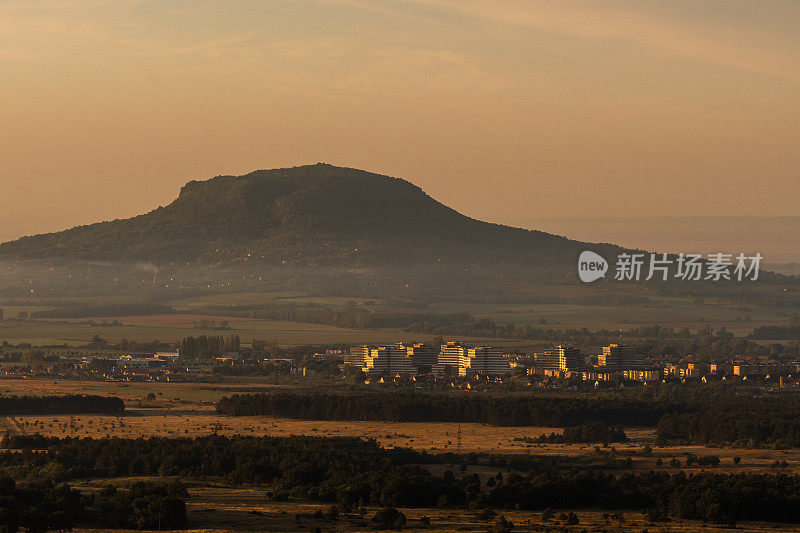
<box><xmin>3</xmin><ymin>0</ymin><xmax>797</xmax><ymax>98</ymax></box>
<box><xmin>379</xmin><ymin>0</ymin><xmax>800</xmax><ymax>86</ymax></box>
<box><xmin>340</xmin><ymin>47</ymin><xmax>514</xmax><ymax>97</ymax></box>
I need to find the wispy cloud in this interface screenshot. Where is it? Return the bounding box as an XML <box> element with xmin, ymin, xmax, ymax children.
<box><xmin>396</xmin><ymin>0</ymin><xmax>800</xmax><ymax>85</ymax></box>
<box><xmin>338</xmin><ymin>47</ymin><xmax>513</xmax><ymax>97</ymax></box>
<box><xmin>0</xmin><ymin>0</ymin><xmax>507</xmax><ymax>97</ymax></box>
<box><xmin>3</xmin><ymin>0</ymin><xmax>797</xmax><ymax>94</ymax></box>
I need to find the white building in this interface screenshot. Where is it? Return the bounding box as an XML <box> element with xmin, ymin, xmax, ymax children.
<box><xmin>345</xmin><ymin>345</ymin><xmax>373</xmax><ymax>367</ymax></box>
<box><xmin>538</xmin><ymin>345</ymin><xmax>583</xmax><ymax>371</ymax></box>
<box><xmin>598</xmin><ymin>344</ymin><xmax>644</xmax><ymax>370</ymax></box>
<box><xmin>405</xmin><ymin>343</ymin><xmax>438</xmax><ymax>369</ymax></box>
<box><xmin>155</xmin><ymin>351</ymin><xmax>180</xmax><ymax>361</ymax></box>
<box><xmin>432</xmin><ymin>341</ymin><xmax>467</xmax><ymax>374</ymax></box>
<box><xmin>432</xmin><ymin>342</ymin><xmax>510</xmax><ymax>376</ymax></box>
<box><xmin>362</xmin><ymin>344</ymin><xmax>417</xmax><ymax>374</ymax></box>
<box><xmin>458</xmin><ymin>347</ymin><xmax>510</xmax><ymax>376</ymax></box>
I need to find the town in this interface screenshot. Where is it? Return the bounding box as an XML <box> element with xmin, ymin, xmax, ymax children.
<box><xmin>2</xmin><ymin>337</ymin><xmax>798</xmax><ymax>391</ymax></box>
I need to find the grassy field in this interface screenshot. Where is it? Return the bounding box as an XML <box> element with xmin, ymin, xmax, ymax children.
<box><xmin>6</xmin><ymin>377</ymin><xmax>800</xmax><ymax>532</ymax></box>
<box><xmin>0</xmin><ymin>378</ymin><xmax>288</xmax><ymax>403</ymax></box>
<box><xmin>13</xmin><ymin>408</ymin><xmax>800</xmax><ymax>476</ymax></box>
<box><xmin>0</xmin><ymin>314</ymin><xmax>447</xmax><ymax>347</ymax></box>
<box><xmin>1</xmin><ymin>283</ymin><xmax>799</xmax><ymax>348</ymax></box>
<box><xmin>169</xmin><ymin>290</ymin><xmax>378</xmax><ymax>310</ymax></box>
<box><xmin>10</xmin><ymin>405</ymin><xmax>566</xmax><ymax>452</ymax></box>
<box><xmin>5</xmin><ymin>378</ymin><xmax>800</xmax><ymax>476</ymax></box>
<box><xmin>432</xmin><ymin>297</ymin><xmax>797</xmax><ymax>335</ymax></box>
<box><xmin>165</xmin><ymin>286</ymin><xmax>800</xmax><ymax>333</ymax></box>
<box><xmin>0</xmin><ymin>306</ymin><xmax>788</xmax><ymax>348</ymax></box>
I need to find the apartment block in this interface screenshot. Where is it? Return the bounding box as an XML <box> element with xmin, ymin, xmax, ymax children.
<box><xmin>598</xmin><ymin>344</ymin><xmax>645</xmax><ymax>370</ymax></box>
<box><xmin>539</xmin><ymin>345</ymin><xmax>583</xmax><ymax>371</ymax></box>
<box><xmin>458</xmin><ymin>347</ymin><xmax>510</xmax><ymax>376</ymax></box>
<box><xmin>405</xmin><ymin>343</ymin><xmax>438</xmax><ymax>369</ymax></box>
<box><xmin>345</xmin><ymin>345</ymin><xmax>373</xmax><ymax>367</ymax></box>
<box><xmin>362</xmin><ymin>344</ymin><xmax>417</xmax><ymax>374</ymax></box>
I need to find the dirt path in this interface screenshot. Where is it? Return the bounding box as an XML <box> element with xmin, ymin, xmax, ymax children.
<box><xmin>0</xmin><ymin>416</ymin><xmax>24</xmax><ymax>437</ymax></box>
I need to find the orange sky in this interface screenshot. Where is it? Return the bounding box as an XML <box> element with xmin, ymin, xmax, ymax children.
<box><xmin>1</xmin><ymin>0</ymin><xmax>799</xmax><ymax>242</ymax></box>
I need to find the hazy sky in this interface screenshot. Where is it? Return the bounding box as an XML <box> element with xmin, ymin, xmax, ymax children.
<box><xmin>2</xmin><ymin>0</ymin><xmax>799</xmax><ymax>241</ymax></box>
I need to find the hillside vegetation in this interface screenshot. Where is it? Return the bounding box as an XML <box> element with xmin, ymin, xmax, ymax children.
<box><xmin>0</xmin><ymin>164</ymin><xmax>791</xmax><ymax>302</ymax></box>
<box><xmin>0</xmin><ymin>164</ymin><xmax>596</xmax><ymax>272</ymax></box>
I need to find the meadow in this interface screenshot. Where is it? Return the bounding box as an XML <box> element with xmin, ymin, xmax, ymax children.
<box><xmin>12</xmin><ymin>407</ymin><xmax>800</xmax><ymax>475</ymax></box>
<box><xmin>0</xmin><ymin>314</ymin><xmax>443</xmax><ymax>347</ymax></box>
<box><xmin>0</xmin><ymin>283</ymin><xmax>797</xmax><ymax>347</ymax></box>
<box><xmin>6</xmin><ymin>378</ymin><xmax>800</xmax><ymax>532</ymax></box>
<box><xmin>5</xmin><ymin>378</ymin><xmax>800</xmax><ymax>476</ymax></box>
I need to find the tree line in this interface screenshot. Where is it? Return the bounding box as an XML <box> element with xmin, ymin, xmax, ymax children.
<box><xmin>488</xmin><ymin>470</ymin><xmax>800</xmax><ymax>525</ymax></box>
<box><xmin>215</xmin><ymin>391</ymin><xmax>668</xmax><ymax>426</ymax></box>
<box><xmin>28</xmin><ymin>303</ymin><xmax>174</xmax><ymax>319</ymax></box>
<box><xmin>0</xmin><ymin>395</ymin><xmax>124</xmax><ymax>415</ymax></box>
<box><xmin>657</xmin><ymin>394</ymin><xmax>800</xmax><ymax>447</ymax></box>
<box><xmin>0</xmin><ymin>478</ymin><xmax>186</xmax><ymax>531</ymax></box>
<box><xmin>197</xmin><ymin>301</ymin><xmax>467</xmax><ymax>330</ymax></box>
<box><xmin>532</xmin><ymin>422</ymin><xmax>627</xmax><ymax>444</ymax></box>
<box><xmin>4</xmin><ymin>434</ymin><xmax>800</xmax><ymax>526</ymax></box>
<box><xmin>178</xmin><ymin>334</ymin><xmax>241</xmax><ymax>361</ymax></box>
<box><xmin>749</xmin><ymin>324</ymin><xmax>800</xmax><ymax>340</ymax></box>
<box><xmin>216</xmin><ymin>388</ymin><xmax>800</xmax><ymax>448</ymax></box>
<box><xmin>0</xmin><ymin>434</ymin><xmax>467</xmax><ymax>510</ymax></box>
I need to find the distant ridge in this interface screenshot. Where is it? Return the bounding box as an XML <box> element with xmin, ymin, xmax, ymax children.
<box><xmin>0</xmin><ymin>164</ymin><xmax>613</xmax><ymax>276</ymax></box>
<box><xmin>508</xmin><ymin>215</ymin><xmax>800</xmax><ymax>265</ymax></box>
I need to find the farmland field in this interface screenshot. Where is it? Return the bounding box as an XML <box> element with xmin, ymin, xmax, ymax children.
<box><xmin>12</xmin><ymin>406</ymin><xmax>800</xmax><ymax>475</ymax></box>
<box><xmin>2</xmin><ymin>281</ymin><xmax>799</xmax><ymax>347</ymax></box>
<box><xmin>5</xmin><ymin>378</ymin><xmax>800</xmax><ymax>532</ymax></box>
<box><xmin>0</xmin><ymin>314</ymin><xmax>446</xmax><ymax>347</ymax></box>
<box><xmin>5</xmin><ymin>379</ymin><xmax>800</xmax><ymax>475</ymax></box>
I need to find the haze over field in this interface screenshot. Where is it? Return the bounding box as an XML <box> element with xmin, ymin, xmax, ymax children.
<box><xmin>2</xmin><ymin>0</ymin><xmax>799</xmax><ymax>243</ymax></box>
<box><xmin>509</xmin><ymin>216</ymin><xmax>800</xmax><ymax>266</ymax></box>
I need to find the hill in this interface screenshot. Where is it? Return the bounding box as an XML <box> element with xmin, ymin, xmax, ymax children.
<box><xmin>0</xmin><ymin>165</ymin><xmax>793</xmax><ymax>306</ymax></box>
<box><xmin>0</xmin><ymin>164</ymin><xmax>608</xmax><ymax>274</ymax></box>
